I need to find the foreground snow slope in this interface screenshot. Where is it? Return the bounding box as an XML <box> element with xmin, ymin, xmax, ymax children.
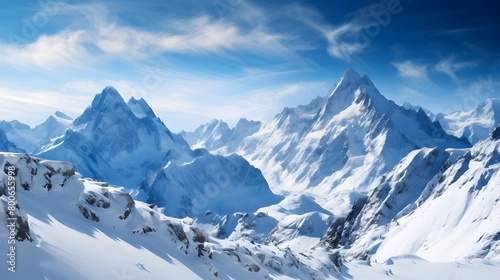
<box><xmin>0</xmin><ymin>153</ymin><xmax>341</xmax><ymax>280</ymax></box>
<box><xmin>1</xmin><ymin>154</ymin><xmax>499</xmax><ymax>279</ymax></box>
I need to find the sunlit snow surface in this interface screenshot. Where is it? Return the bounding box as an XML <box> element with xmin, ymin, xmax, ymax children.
<box><xmin>1</xmin><ymin>153</ymin><xmax>499</xmax><ymax>279</ymax></box>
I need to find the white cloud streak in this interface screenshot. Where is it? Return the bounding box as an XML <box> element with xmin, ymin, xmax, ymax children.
<box><xmin>435</xmin><ymin>56</ymin><xmax>477</xmax><ymax>82</ymax></box>
<box><xmin>392</xmin><ymin>60</ymin><xmax>431</xmax><ymax>82</ymax></box>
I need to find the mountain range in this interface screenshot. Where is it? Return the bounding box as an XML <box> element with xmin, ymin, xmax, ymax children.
<box><xmin>1</xmin><ymin>69</ymin><xmax>499</xmax><ymax>279</ymax></box>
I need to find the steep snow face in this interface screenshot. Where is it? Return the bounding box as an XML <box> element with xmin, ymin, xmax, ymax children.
<box><xmin>436</xmin><ymin>98</ymin><xmax>500</xmax><ymax>144</ymax></box>
<box><xmin>38</xmin><ymin>87</ymin><xmax>195</xmax><ymax>188</ymax></box>
<box><xmin>0</xmin><ymin>112</ymin><xmax>72</xmax><ymax>153</ymax></box>
<box><xmin>31</xmin><ymin>111</ymin><xmax>73</xmax><ymax>152</ymax></box>
<box><xmin>127</xmin><ymin>96</ymin><xmax>157</xmax><ymax>119</ymax></box>
<box><xmin>363</xmin><ymin>129</ymin><xmax>500</xmax><ymax>262</ymax></box>
<box><xmin>0</xmin><ymin>153</ymin><xmax>340</xmax><ymax>280</ymax></box>
<box><xmin>0</xmin><ymin>129</ymin><xmax>25</xmax><ymax>153</ymax></box>
<box><xmin>189</xmin><ymin>69</ymin><xmax>469</xmax><ymax>215</ymax></box>
<box><xmin>139</xmin><ymin>152</ymin><xmax>281</xmax><ymax>218</ymax></box>
<box><xmin>320</xmin><ymin>147</ymin><xmax>451</xmax><ymax>260</ymax></box>
<box><xmin>181</xmin><ymin>119</ymin><xmax>232</xmax><ymax>150</ymax></box>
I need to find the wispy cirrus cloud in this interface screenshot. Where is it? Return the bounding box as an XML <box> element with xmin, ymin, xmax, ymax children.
<box><xmin>392</xmin><ymin>60</ymin><xmax>431</xmax><ymax>82</ymax></box>
<box><xmin>295</xmin><ymin>4</ymin><xmax>367</xmax><ymax>62</ymax></box>
<box><xmin>0</xmin><ymin>3</ymin><xmax>303</xmax><ymax>70</ymax></box>
<box><xmin>435</xmin><ymin>56</ymin><xmax>477</xmax><ymax>82</ymax></box>
<box><xmin>0</xmin><ymin>31</ymin><xmax>90</xmax><ymax>69</ymax></box>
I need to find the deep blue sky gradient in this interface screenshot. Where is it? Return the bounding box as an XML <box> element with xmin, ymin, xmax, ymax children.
<box><xmin>0</xmin><ymin>0</ymin><xmax>499</xmax><ymax>131</ymax></box>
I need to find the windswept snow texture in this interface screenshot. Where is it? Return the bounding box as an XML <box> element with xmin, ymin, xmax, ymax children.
<box><xmin>186</xmin><ymin>69</ymin><xmax>470</xmax><ymax>215</ymax></box>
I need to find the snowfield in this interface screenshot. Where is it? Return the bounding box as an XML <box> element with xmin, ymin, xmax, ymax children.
<box><xmin>1</xmin><ymin>153</ymin><xmax>499</xmax><ymax>280</ymax></box>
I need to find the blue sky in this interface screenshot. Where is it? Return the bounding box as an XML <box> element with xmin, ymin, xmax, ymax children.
<box><xmin>0</xmin><ymin>0</ymin><xmax>499</xmax><ymax>131</ymax></box>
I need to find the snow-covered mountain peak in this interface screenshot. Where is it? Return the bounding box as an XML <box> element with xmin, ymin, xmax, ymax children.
<box><xmin>330</xmin><ymin>69</ymin><xmax>375</xmax><ymax>96</ymax></box>
<box><xmin>127</xmin><ymin>97</ymin><xmax>157</xmax><ymax>119</ymax></box>
<box><xmin>73</xmin><ymin>86</ymin><xmax>132</xmax><ymax>128</ymax></box>
<box><xmin>319</xmin><ymin>69</ymin><xmax>387</xmax><ymax>121</ymax></box>
<box><xmin>37</xmin><ymin>86</ymin><xmax>198</xmax><ymax>187</ymax></box>
<box><xmin>436</xmin><ymin>98</ymin><xmax>500</xmax><ymax>144</ymax></box>
<box><xmin>53</xmin><ymin>111</ymin><xmax>73</xmax><ymax>121</ymax></box>
<box><xmin>95</xmin><ymin>86</ymin><xmax>124</xmax><ymax>107</ymax></box>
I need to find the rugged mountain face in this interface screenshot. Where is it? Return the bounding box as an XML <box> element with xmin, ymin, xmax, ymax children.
<box><xmin>373</xmin><ymin>126</ymin><xmax>500</xmax><ymax>262</ymax></box>
<box><xmin>320</xmin><ymin>127</ymin><xmax>500</xmax><ymax>262</ymax></box>
<box><xmin>0</xmin><ymin>112</ymin><xmax>72</xmax><ymax>153</ymax></box>
<box><xmin>0</xmin><ymin>129</ymin><xmax>25</xmax><ymax>153</ymax></box>
<box><xmin>0</xmin><ymin>153</ymin><xmax>339</xmax><ymax>280</ymax></box>
<box><xmin>36</xmin><ymin>87</ymin><xmax>278</xmax><ymax>218</ymax></box>
<box><xmin>434</xmin><ymin>99</ymin><xmax>500</xmax><ymax>145</ymax></box>
<box><xmin>38</xmin><ymin>86</ymin><xmax>195</xmax><ymax>188</ymax></box>
<box><xmin>181</xmin><ymin>118</ymin><xmax>262</xmax><ymax>152</ymax></box>
<box><xmin>186</xmin><ymin>69</ymin><xmax>470</xmax><ymax>214</ymax></box>
<box><xmin>180</xmin><ymin>119</ymin><xmax>232</xmax><ymax>150</ymax></box>
<box><xmin>320</xmin><ymin>147</ymin><xmax>451</xmax><ymax>258</ymax></box>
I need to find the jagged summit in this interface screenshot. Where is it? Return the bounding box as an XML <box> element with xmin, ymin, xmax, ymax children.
<box><xmin>73</xmin><ymin>86</ymin><xmax>130</xmax><ymax>127</ymax></box>
<box><xmin>53</xmin><ymin>111</ymin><xmax>73</xmax><ymax>120</ymax></box>
<box><xmin>127</xmin><ymin>97</ymin><xmax>157</xmax><ymax>119</ymax></box>
<box><xmin>331</xmin><ymin>69</ymin><xmax>374</xmax><ymax>95</ymax></box>
<box><xmin>96</xmin><ymin>86</ymin><xmax>124</xmax><ymax>105</ymax></box>
<box><xmin>321</xmin><ymin>69</ymin><xmax>386</xmax><ymax>120</ymax></box>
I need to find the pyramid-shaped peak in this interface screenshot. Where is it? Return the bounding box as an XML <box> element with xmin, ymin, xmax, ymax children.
<box><xmin>102</xmin><ymin>86</ymin><xmax>120</xmax><ymax>96</ymax></box>
<box><xmin>73</xmin><ymin>87</ymin><xmax>130</xmax><ymax>126</ymax></box>
<box><xmin>92</xmin><ymin>86</ymin><xmax>127</xmax><ymax>108</ymax></box>
<box><xmin>341</xmin><ymin>68</ymin><xmax>363</xmax><ymax>81</ymax></box>
<box><xmin>338</xmin><ymin>69</ymin><xmax>374</xmax><ymax>86</ymax></box>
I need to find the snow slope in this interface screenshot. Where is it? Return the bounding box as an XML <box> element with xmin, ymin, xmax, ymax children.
<box><xmin>373</xmin><ymin>126</ymin><xmax>500</xmax><ymax>262</ymax></box>
<box><xmin>320</xmin><ymin>127</ymin><xmax>500</xmax><ymax>263</ymax></box>
<box><xmin>1</xmin><ymin>154</ymin><xmax>499</xmax><ymax>279</ymax></box>
<box><xmin>0</xmin><ymin>153</ymin><xmax>341</xmax><ymax>280</ymax></box>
